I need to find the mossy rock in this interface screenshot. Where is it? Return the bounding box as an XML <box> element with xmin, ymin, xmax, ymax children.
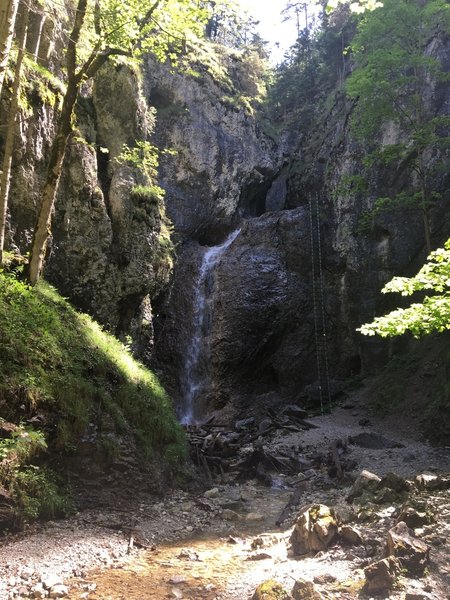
<box><xmin>252</xmin><ymin>580</ymin><xmax>291</xmax><ymax>600</ymax></box>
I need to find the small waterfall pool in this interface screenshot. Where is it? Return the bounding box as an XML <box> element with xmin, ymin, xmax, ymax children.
<box><xmin>180</xmin><ymin>229</ymin><xmax>241</xmax><ymax>424</ymax></box>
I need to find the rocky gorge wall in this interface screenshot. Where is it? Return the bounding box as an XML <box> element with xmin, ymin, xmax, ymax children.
<box><xmin>2</xmin><ymin>19</ymin><xmax>449</xmax><ymax>428</ymax></box>
<box><xmin>151</xmin><ymin>33</ymin><xmax>450</xmax><ymax>424</ymax></box>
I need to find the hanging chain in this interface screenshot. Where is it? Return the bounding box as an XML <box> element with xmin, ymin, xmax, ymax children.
<box><xmin>309</xmin><ymin>193</ymin><xmax>324</xmax><ymax>415</ymax></box>
<box><xmin>315</xmin><ymin>192</ymin><xmax>332</xmax><ymax>410</ymax></box>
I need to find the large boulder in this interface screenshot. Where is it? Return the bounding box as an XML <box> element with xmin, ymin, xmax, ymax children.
<box><xmin>290</xmin><ymin>504</ymin><xmax>338</xmax><ymax>556</ymax></box>
<box><xmin>347</xmin><ymin>470</ymin><xmax>381</xmax><ymax>502</ymax></box>
<box><xmin>386</xmin><ymin>522</ymin><xmax>430</xmax><ymax>575</ymax></box>
<box><xmin>292</xmin><ymin>579</ymin><xmax>324</xmax><ymax>600</ymax></box>
<box><xmin>364</xmin><ymin>557</ymin><xmax>400</xmax><ymax>593</ymax></box>
<box><xmin>252</xmin><ymin>580</ymin><xmax>291</xmax><ymax>600</ymax></box>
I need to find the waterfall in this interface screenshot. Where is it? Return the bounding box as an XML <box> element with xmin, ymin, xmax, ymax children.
<box><xmin>180</xmin><ymin>229</ymin><xmax>240</xmax><ymax>424</ymax></box>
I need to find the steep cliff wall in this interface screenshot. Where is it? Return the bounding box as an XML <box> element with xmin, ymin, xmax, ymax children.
<box><xmin>143</xmin><ymin>45</ymin><xmax>281</xmax><ymax>242</ymax></box>
<box><xmin>3</xmin><ymin>53</ymin><xmax>173</xmax><ymax>356</ymax></box>
<box><xmin>153</xmin><ymin>30</ymin><xmax>450</xmax><ymax>424</ymax></box>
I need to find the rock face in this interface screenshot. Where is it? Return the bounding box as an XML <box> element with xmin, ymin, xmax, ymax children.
<box><xmin>153</xmin><ymin>31</ymin><xmax>450</xmax><ymax>423</ymax></box>
<box><xmin>4</xmin><ymin>59</ymin><xmax>172</xmax><ymax>356</ymax></box>
<box><xmin>3</xmin><ymin>13</ymin><xmax>450</xmax><ymax>429</ymax></box>
<box><xmin>143</xmin><ymin>53</ymin><xmax>280</xmax><ymax>243</ymax></box>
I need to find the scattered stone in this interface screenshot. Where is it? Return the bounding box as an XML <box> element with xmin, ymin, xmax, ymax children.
<box><xmin>396</xmin><ymin>505</ymin><xmax>432</xmax><ymax>529</ymax></box>
<box><xmin>252</xmin><ymin>579</ymin><xmax>291</xmax><ymax>600</ymax></box>
<box><xmin>227</xmin><ymin>536</ymin><xmax>240</xmax><ymax>544</ymax></box>
<box><xmin>170</xmin><ymin>588</ymin><xmax>183</xmax><ymax>599</ymax></box>
<box><xmin>364</xmin><ymin>557</ymin><xmax>400</xmax><ymax>592</ymax></box>
<box><xmin>246</xmin><ymin>552</ymin><xmax>272</xmax><ymax>561</ymax></box>
<box><xmin>168</xmin><ymin>576</ymin><xmax>187</xmax><ymax>585</ymax></box>
<box><xmin>42</xmin><ymin>575</ymin><xmax>63</xmax><ymax>590</ymax></box>
<box><xmin>313</xmin><ymin>574</ymin><xmax>336</xmax><ymax>585</ymax></box>
<box><xmin>49</xmin><ymin>584</ymin><xmax>69</xmax><ymax>598</ymax></box>
<box><xmin>333</xmin><ymin>504</ymin><xmax>357</xmax><ymax>524</ymax></box>
<box><xmin>291</xmin><ymin>579</ymin><xmax>324</xmax><ymax>600</ymax></box>
<box><xmin>204</xmin><ymin>488</ymin><xmax>219</xmax><ymax>498</ymax></box>
<box><xmin>222</xmin><ymin>509</ymin><xmax>240</xmax><ymax>521</ymax></box>
<box><xmin>177</xmin><ymin>549</ymin><xmax>199</xmax><ymax>561</ymax></box>
<box><xmin>405</xmin><ymin>593</ymin><xmax>433</xmax><ymax>600</ymax></box>
<box><xmin>290</xmin><ymin>504</ymin><xmax>338</xmax><ymax>556</ymax></box>
<box><xmin>347</xmin><ymin>470</ymin><xmax>381</xmax><ymax>502</ymax></box>
<box><xmin>416</xmin><ymin>474</ymin><xmax>450</xmax><ymax>491</ymax></box>
<box><xmin>245</xmin><ymin>512</ymin><xmax>264</xmax><ymax>522</ymax></box>
<box><xmin>348</xmin><ymin>432</ymin><xmax>404</xmax><ymax>449</ymax></box>
<box><xmin>20</xmin><ymin>566</ymin><xmax>35</xmax><ymax>579</ymax></box>
<box><xmin>235</xmin><ymin>418</ymin><xmax>255</xmax><ymax>431</ymax></box>
<box><xmin>32</xmin><ymin>583</ymin><xmax>47</xmax><ymax>599</ymax></box>
<box><xmin>386</xmin><ymin>521</ymin><xmax>430</xmax><ymax>575</ymax></box>
<box><xmin>340</xmin><ymin>524</ymin><xmax>363</xmax><ymax>546</ymax></box>
<box><xmin>281</xmin><ymin>405</ymin><xmax>308</xmax><ymax>419</ymax></box>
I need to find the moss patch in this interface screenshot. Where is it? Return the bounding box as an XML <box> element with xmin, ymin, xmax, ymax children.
<box><xmin>0</xmin><ymin>270</ymin><xmax>186</xmax><ymax>525</ymax></box>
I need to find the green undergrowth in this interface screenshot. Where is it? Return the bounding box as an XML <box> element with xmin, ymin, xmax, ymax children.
<box><xmin>0</xmin><ymin>269</ymin><xmax>186</xmax><ymax>525</ymax></box>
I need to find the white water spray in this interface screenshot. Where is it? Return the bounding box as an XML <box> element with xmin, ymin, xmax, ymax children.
<box><xmin>180</xmin><ymin>229</ymin><xmax>240</xmax><ymax>424</ymax></box>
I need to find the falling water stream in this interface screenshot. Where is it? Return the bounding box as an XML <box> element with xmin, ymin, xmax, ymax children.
<box><xmin>180</xmin><ymin>229</ymin><xmax>240</xmax><ymax>424</ymax></box>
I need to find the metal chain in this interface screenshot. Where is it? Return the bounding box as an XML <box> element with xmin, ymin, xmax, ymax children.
<box><xmin>315</xmin><ymin>193</ymin><xmax>332</xmax><ymax>410</ymax></box>
<box><xmin>309</xmin><ymin>194</ymin><xmax>324</xmax><ymax>415</ymax></box>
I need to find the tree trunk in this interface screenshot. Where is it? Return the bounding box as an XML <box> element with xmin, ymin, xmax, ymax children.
<box><xmin>26</xmin><ymin>79</ymin><xmax>78</xmax><ymax>285</ymax></box>
<box><xmin>418</xmin><ymin>151</ymin><xmax>432</xmax><ymax>255</ymax></box>
<box><xmin>26</xmin><ymin>0</ymin><xmax>88</xmax><ymax>285</ymax></box>
<box><xmin>0</xmin><ymin>0</ymin><xmax>20</xmax><ymax>98</ymax></box>
<box><xmin>0</xmin><ymin>2</ymin><xmax>29</xmax><ymax>265</ymax></box>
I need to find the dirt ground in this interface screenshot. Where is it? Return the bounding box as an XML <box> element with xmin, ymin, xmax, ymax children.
<box><xmin>1</xmin><ymin>389</ymin><xmax>449</xmax><ymax>599</ymax></box>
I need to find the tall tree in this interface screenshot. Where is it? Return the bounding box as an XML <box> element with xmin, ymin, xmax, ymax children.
<box><xmin>346</xmin><ymin>0</ymin><xmax>450</xmax><ymax>253</ymax></box>
<box><xmin>26</xmin><ymin>0</ymin><xmax>217</xmax><ymax>285</ymax></box>
<box><xmin>0</xmin><ymin>0</ymin><xmax>29</xmax><ymax>264</ymax></box>
<box><xmin>0</xmin><ymin>0</ymin><xmax>20</xmax><ymax>98</ymax></box>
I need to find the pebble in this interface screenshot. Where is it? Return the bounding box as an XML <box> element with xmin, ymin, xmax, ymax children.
<box><xmin>204</xmin><ymin>488</ymin><xmax>219</xmax><ymax>498</ymax></box>
<box><xmin>49</xmin><ymin>584</ymin><xmax>69</xmax><ymax>598</ymax></box>
<box><xmin>168</xmin><ymin>576</ymin><xmax>186</xmax><ymax>585</ymax></box>
<box><xmin>42</xmin><ymin>575</ymin><xmax>63</xmax><ymax>590</ymax></box>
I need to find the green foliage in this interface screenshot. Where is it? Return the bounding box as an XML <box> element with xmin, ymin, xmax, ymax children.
<box><xmin>0</xmin><ymin>422</ymin><xmax>73</xmax><ymax>524</ymax></box>
<box><xmin>357</xmin><ymin>192</ymin><xmax>426</xmax><ymax>232</ymax></box>
<box><xmin>265</xmin><ymin>13</ymin><xmax>354</xmax><ymax>127</ymax></box>
<box><xmin>358</xmin><ymin>239</ymin><xmax>450</xmax><ymax>337</ymax></box>
<box><xmin>347</xmin><ymin>0</ymin><xmax>450</xmax><ymax>137</ymax></box>
<box><xmin>12</xmin><ymin>467</ymin><xmax>74</xmax><ymax>521</ymax></box>
<box><xmin>117</xmin><ymin>141</ymin><xmax>161</xmax><ymax>182</ymax></box>
<box><xmin>0</xmin><ymin>270</ymin><xmax>186</xmax><ymax>467</ymax></box>
<box><xmin>344</xmin><ymin>0</ymin><xmax>450</xmax><ymax>246</ymax></box>
<box><xmin>327</xmin><ymin>0</ymin><xmax>383</xmax><ymax>13</ymax></box>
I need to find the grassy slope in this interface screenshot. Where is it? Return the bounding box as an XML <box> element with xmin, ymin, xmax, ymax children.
<box><xmin>0</xmin><ymin>270</ymin><xmax>186</xmax><ymax>525</ymax></box>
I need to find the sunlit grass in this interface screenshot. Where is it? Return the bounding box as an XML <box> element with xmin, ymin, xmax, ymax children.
<box><xmin>0</xmin><ymin>271</ymin><xmax>186</xmax><ymax>464</ymax></box>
